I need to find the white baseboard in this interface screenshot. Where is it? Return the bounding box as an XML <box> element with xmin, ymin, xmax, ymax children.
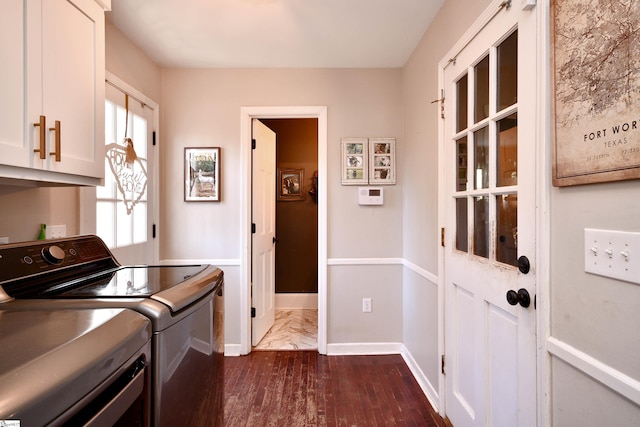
<box><xmin>326</xmin><ymin>342</ymin><xmax>403</xmax><ymax>355</ymax></box>
<box><xmin>275</xmin><ymin>293</ymin><xmax>318</xmax><ymax>309</ymax></box>
<box><xmin>224</xmin><ymin>343</ymin><xmax>243</xmax><ymax>357</ymax></box>
<box><xmin>401</xmin><ymin>345</ymin><xmax>441</xmax><ymax>413</ymax></box>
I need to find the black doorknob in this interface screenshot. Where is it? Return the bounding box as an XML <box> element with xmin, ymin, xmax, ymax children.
<box><xmin>517</xmin><ymin>256</ymin><xmax>530</xmax><ymax>274</ymax></box>
<box><xmin>273</xmin><ymin>236</ymin><xmax>279</xmax><ymax>244</ymax></box>
<box><xmin>506</xmin><ymin>288</ymin><xmax>531</xmax><ymax>308</ymax></box>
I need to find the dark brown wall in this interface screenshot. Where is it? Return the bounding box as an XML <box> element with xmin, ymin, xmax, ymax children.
<box><xmin>260</xmin><ymin>118</ymin><xmax>318</xmax><ymax>293</ymax></box>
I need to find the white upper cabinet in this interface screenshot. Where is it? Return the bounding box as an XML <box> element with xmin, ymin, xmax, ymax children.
<box><xmin>0</xmin><ymin>1</ymin><xmax>27</xmax><ymax>169</ymax></box>
<box><xmin>0</xmin><ymin>0</ymin><xmax>105</xmax><ymax>186</ymax></box>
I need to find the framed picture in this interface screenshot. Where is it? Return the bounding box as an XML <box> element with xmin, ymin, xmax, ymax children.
<box><xmin>341</xmin><ymin>138</ymin><xmax>368</xmax><ymax>185</ymax></box>
<box><xmin>369</xmin><ymin>138</ymin><xmax>396</xmax><ymax>184</ymax></box>
<box><xmin>551</xmin><ymin>0</ymin><xmax>640</xmax><ymax>186</ymax></box>
<box><xmin>278</xmin><ymin>168</ymin><xmax>305</xmax><ymax>201</ymax></box>
<box><xmin>184</xmin><ymin>147</ymin><xmax>220</xmax><ymax>201</ymax></box>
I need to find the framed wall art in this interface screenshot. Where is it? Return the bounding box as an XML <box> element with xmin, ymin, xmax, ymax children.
<box><xmin>278</xmin><ymin>168</ymin><xmax>305</xmax><ymax>201</ymax></box>
<box><xmin>184</xmin><ymin>147</ymin><xmax>220</xmax><ymax>201</ymax></box>
<box><xmin>341</xmin><ymin>138</ymin><xmax>368</xmax><ymax>185</ymax></box>
<box><xmin>369</xmin><ymin>138</ymin><xmax>396</xmax><ymax>185</ymax></box>
<box><xmin>551</xmin><ymin>0</ymin><xmax>640</xmax><ymax>186</ymax></box>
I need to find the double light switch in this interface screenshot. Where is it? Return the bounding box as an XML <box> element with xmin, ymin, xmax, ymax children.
<box><xmin>584</xmin><ymin>228</ymin><xmax>640</xmax><ymax>285</ymax></box>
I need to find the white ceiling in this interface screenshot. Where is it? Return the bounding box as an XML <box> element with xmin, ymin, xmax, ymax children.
<box><xmin>106</xmin><ymin>0</ymin><xmax>444</xmax><ymax>68</ymax></box>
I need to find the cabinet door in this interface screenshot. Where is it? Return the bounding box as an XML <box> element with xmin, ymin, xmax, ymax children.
<box><xmin>40</xmin><ymin>0</ymin><xmax>105</xmax><ymax>179</ymax></box>
<box><xmin>0</xmin><ymin>1</ymin><xmax>29</xmax><ymax>168</ymax></box>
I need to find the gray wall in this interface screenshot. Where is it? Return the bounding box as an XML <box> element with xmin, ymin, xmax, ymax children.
<box><xmin>159</xmin><ymin>67</ymin><xmax>404</xmax><ymax>348</ymax></box>
<box><xmin>401</xmin><ymin>0</ymin><xmax>492</xmax><ymax>408</ymax></box>
<box><xmin>550</xmin><ymin>180</ymin><xmax>640</xmax><ymax>424</ymax></box>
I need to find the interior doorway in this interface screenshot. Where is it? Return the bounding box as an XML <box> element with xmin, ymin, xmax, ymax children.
<box><xmin>240</xmin><ymin>106</ymin><xmax>328</xmax><ymax>355</ymax></box>
<box><xmin>253</xmin><ymin>118</ymin><xmax>318</xmax><ymax>350</ymax></box>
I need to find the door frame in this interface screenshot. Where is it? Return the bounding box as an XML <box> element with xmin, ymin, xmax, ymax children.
<box><xmin>436</xmin><ymin>0</ymin><xmax>551</xmax><ymax>423</ymax></box>
<box><xmin>240</xmin><ymin>106</ymin><xmax>328</xmax><ymax>355</ymax></box>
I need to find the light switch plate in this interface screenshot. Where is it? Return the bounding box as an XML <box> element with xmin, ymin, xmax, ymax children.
<box><xmin>584</xmin><ymin>228</ymin><xmax>640</xmax><ymax>285</ymax></box>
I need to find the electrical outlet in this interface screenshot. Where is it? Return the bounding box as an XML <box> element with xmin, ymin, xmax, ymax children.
<box><xmin>362</xmin><ymin>298</ymin><xmax>372</xmax><ymax>313</ymax></box>
<box><xmin>46</xmin><ymin>225</ymin><xmax>67</xmax><ymax>240</ymax></box>
<box><xmin>0</xmin><ymin>237</ymin><xmax>8</xmax><ymax>244</ymax></box>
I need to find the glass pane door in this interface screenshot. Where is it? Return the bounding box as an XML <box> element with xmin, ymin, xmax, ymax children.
<box><xmin>453</xmin><ymin>30</ymin><xmax>519</xmax><ymax>267</ymax></box>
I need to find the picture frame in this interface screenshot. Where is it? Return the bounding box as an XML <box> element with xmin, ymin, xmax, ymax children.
<box><xmin>277</xmin><ymin>168</ymin><xmax>305</xmax><ymax>201</ymax></box>
<box><xmin>550</xmin><ymin>0</ymin><xmax>640</xmax><ymax>186</ymax></box>
<box><xmin>368</xmin><ymin>138</ymin><xmax>396</xmax><ymax>185</ymax></box>
<box><xmin>341</xmin><ymin>138</ymin><xmax>369</xmax><ymax>185</ymax></box>
<box><xmin>184</xmin><ymin>147</ymin><xmax>220</xmax><ymax>201</ymax></box>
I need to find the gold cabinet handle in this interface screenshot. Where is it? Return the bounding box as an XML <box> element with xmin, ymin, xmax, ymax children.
<box><xmin>49</xmin><ymin>120</ymin><xmax>61</xmax><ymax>162</ymax></box>
<box><xmin>33</xmin><ymin>115</ymin><xmax>46</xmax><ymax>159</ymax></box>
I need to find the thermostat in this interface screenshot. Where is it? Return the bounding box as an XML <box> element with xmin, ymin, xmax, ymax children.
<box><xmin>358</xmin><ymin>187</ymin><xmax>384</xmax><ymax>205</ymax></box>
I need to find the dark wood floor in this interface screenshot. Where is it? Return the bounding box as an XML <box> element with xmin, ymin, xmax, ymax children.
<box><xmin>224</xmin><ymin>351</ymin><xmax>447</xmax><ymax>426</ymax></box>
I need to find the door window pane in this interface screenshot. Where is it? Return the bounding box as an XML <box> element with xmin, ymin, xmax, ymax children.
<box><xmin>457</xmin><ymin>137</ymin><xmax>468</xmax><ymax>191</ymax></box>
<box><xmin>456</xmin><ymin>198</ymin><xmax>468</xmax><ymax>252</ymax></box>
<box><xmin>474</xmin><ymin>127</ymin><xmax>489</xmax><ymax>189</ymax></box>
<box><xmin>475</xmin><ymin>56</ymin><xmax>489</xmax><ymax>123</ymax></box>
<box><xmin>497</xmin><ymin>31</ymin><xmax>518</xmax><ymax>111</ymax></box>
<box><xmin>96</xmin><ymin>201</ymin><xmax>115</xmax><ymax>247</ymax></box>
<box><xmin>133</xmin><ymin>202</ymin><xmax>147</xmax><ymax>244</ymax></box>
<box><xmin>456</xmin><ymin>74</ymin><xmax>468</xmax><ymax>132</ymax></box>
<box><xmin>117</xmin><ymin>202</ymin><xmax>133</xmax><ymax>246</ymax></box>
<box><xmin>132</xmin><ymin>114</ymin><xmax>148</xmax><ymax>158</ymax></box>
<box><xmin>473</xmin><ymin>196</ymin><xmax>489</xmax><ymax>258</ymax></box>
<box><xmin>496</xmin><ymin>194</ymin><xmax>517</xmax><ymax>266</ymax></box>
<box><xmin>449</xmin><ymin>26</ymin><xmax>519</xmax><ymax>269</ymax></box>
<box><xmin>497</xmin><ymin>114</ymin><xmax>518</xmax><ymax>187</ymax></box>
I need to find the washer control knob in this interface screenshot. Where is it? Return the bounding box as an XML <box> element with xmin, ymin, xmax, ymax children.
<box><xmin>42</xmin><ymin>245</ymin><xmax>65</xmax><ymax>265</ymax></box>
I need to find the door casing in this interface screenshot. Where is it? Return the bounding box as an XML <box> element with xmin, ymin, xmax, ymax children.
<box><xmin>240</xmin><ymin>106</ymin><xmax>328</xmax><ymax>355</ymax></box>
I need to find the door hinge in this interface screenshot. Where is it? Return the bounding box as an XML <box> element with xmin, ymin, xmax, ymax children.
<box><xmin>441</xmin><ymin>354</ymin><xmax>446</xmax><ymax>375</ymax></box>
<box><xmin>152</xmin><ymin>131</ymin><xmax>156</xmax><ymax>146</ymax></box>
<box><xmin>431</xmin><ymin>89</ymin><xmax>445</xmax><ymax>119</ymax></box>
<box><xmin>251</xmin><ymin>223</ymin><xmax>256</xmax><ymax>234</ymax></box>
<box><xmin>441</xmin><ymin>227</ymin><xmax>445</xmax><ymax>247</ymax></box>
<box><xmin>252</xmin><ymin>138</ymin><xmax>256</xmax><ymax>149</ymax></box>
<box><xmin>251</xmin><ymin>307</ymin><xmax>256</xmax><ymax>318</ymax></box>
<box><xmin>152</xmin><ymin>223</ymin><xmax>156</xmax><ymax>239</ymax></box>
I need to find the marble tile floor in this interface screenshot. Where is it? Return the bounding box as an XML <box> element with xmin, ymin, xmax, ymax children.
<box><xmin>253</xmin><ymin>309</ymin><xmax>318</xmax><ymax>350</ymax></box>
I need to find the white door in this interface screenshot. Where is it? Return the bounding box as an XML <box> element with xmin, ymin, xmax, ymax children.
<box><xmin>97</xmin><ymin>82</ymin><xmax>156</xmax><ymax>265</ymax></box>
<box><xmin>251</xmin><ymin>119</ymin><xmax>277</xmax><ymax>346</ymax></box>
<box><xmin>442</xmin><ymin>2</ymin><xmax>537</xmax><ymax>426</ymax></box>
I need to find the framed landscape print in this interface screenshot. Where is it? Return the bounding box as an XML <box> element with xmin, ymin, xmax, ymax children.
<box><xmin>184</xmin><ymin>147</ymin><xmax>220</xmax><ymax>201</ymax></box>
<box><xmin>368</xmin><ymin>138</ymin><xmax>396</xmax><ymax>184</ymax></box>
<box><xmin>341</xmin><ymin>138</ymin><xmax>369</xmax><ymax>185</ymax></box>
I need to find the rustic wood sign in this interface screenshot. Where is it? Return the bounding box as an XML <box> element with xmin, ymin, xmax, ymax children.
<box><xmin>551</xmin><ymin>0</ymin><xmax>640</xmax><ymax>186</ymax></box>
